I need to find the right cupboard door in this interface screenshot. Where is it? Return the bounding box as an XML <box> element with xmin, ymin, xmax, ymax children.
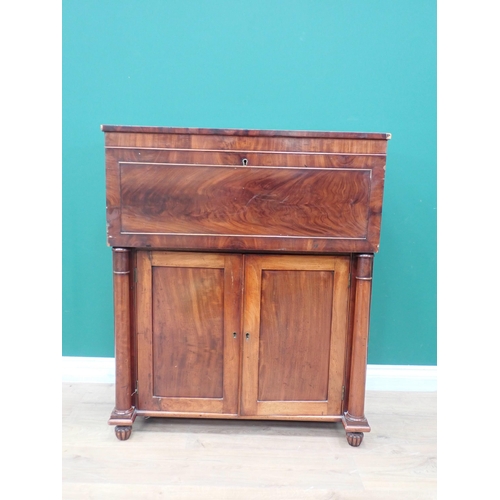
<box><xmin>240</xmin><ymin>255</ymin><xmax>350</xmax><ymax>417</ymax></box>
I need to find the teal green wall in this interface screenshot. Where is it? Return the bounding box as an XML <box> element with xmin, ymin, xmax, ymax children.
<box><xmin>63</xmin><ymin>1</ymin><xmax>436</xmax><ymax>364</ymax></box>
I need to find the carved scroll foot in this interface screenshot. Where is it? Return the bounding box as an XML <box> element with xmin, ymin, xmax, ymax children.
<box><xmin>115</xmin><ymin>425</ymin><xmax>132</xmax><ymax>441</ymax></box>
<box><xmin>346</xmin><ymin>432</ymin><xmax>364</xmax><ymax>447</ymax></box>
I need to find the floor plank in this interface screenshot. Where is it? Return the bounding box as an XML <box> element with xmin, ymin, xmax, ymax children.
<box><xmin>62</xmin><ymin>383</ymin><xmax>436</xmax><ymax>499</ymax></box>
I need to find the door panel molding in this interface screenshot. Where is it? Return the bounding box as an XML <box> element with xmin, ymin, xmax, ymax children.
<box><xmin>240</xmin><ymin>255</ymin><xmax>350</xmax><ymax>417</ymax></box>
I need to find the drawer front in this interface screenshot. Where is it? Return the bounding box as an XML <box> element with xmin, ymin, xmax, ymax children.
<box><xmin>105</xmin><ymin>129</ymin><xmax>388</xmax><ymax>253</ymax></box>
<box><xmin>104</xmin><ymin>129</ymin><xmax>389</xmax><ymax>154</ymax></box>
<box><xmin>104</xmin><ymin>146</ymin><xmax>387</xmax><ymax>169</ymax></box>
<box><xmin>120</xmin><ymin>163</ymin><xmax>370</xmax><ymax>237</ymax></box>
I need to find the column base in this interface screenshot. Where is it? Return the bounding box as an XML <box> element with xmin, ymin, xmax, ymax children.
<box><xmin>108</xmin><ymin>406</ymin><xmax>137</xmax><ymax>426</ymax></box>
<box><xmin>342</xmin><ymin>412</ymin><xmax>371</xmax><ymax>433</ymax></box>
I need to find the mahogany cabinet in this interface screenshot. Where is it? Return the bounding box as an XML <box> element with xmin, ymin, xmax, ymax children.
<box><xmin>102</xmin><ymin>125</ymin><xmax>390</xmax><ymax>446</ymax></box>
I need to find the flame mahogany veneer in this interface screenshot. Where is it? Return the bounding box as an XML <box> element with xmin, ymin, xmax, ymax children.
<box><xmin>103</xmin><ymin>125</ymin><xmax>390</xmax><ymax>446</ymax></box>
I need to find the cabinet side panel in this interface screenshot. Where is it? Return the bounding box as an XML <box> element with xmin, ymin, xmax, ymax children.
<box><xmin>152</xmin><ymin>267</ymin><xmax>224</xmax><ymax>398</ymax></box>
<box><xmin>258</xmin><ymin>270</ymin><xmax>334</xmax><ymax>401</ymax></box>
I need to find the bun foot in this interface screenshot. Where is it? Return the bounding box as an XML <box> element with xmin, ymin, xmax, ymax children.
<box><xmin>115</xmin><ymin>426</ymin><xmax>132</xmax><ymax>441</ymax></box>
<box><xmin>346</xmin><ymin>432</ymin><xmax>364</xmax><ymax>447</ymax></box>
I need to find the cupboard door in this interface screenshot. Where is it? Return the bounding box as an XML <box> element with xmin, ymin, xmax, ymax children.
<box><xmin>241</xmin><ymin>255</ymin><xmax>350</xmax><ymax>417</ymax></box>
<box><xmin>136</xmin><ymin>251</ymin><xmax>242</xmax><ymax>415</ymax></box>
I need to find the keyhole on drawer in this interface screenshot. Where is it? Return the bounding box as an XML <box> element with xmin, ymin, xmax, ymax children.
<box><xmin>245</xmin><ymin>333</ymin><xmax>250</xmax><ymax>340</ymax></box>
<box><xmin>242</xmin><ymin>158</ymin><xmax>248</xmax><ymax>166</ymax></box>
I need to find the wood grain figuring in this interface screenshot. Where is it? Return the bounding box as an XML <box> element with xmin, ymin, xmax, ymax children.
<box><xmin>104</xmin><ymin>126</ymin><xmax>389</xmax><ymax>444</ymax></box>
<box><xmin>151</xmin><ymin>251</ymin><xmax>226</xmax><ymax>268</ymax></box>
<box><xmin>136</xmin><ymin>251</ymin><xmax>242</xmax><ymax>415</ymax></box>
<box><xmin>152</xmin><ymin>266</ymin><xmax>224</xmax><ymax>398</ymax></box>
<box><xmin>105</xmin><ymin>131</ymin><xmax>389</xmax><ymax>154</ymax></box>
<box><xmin>119</xmin><ymin>163</ymin><xmax>371</xmax><ymax>238</ymax></box>
<box><xmin>106</xmin><ymin>127</ymin><xmax>387</xmax><ymax>253</ymax></box>
<box><xmin>256</xmin><ymin>401</ymin><xmax>330</xmax><ymax>417</ymax></box>
<box><xmin>241</xmin><ymin>255</ymin><xmax>350</xmax><ymax>417</ymax></box>
<box><xmin>107</xmin><ymin>147</ymin><xmax>387</xmax><ymax>167</ymax></box>
<box><xmin>326</xmin><ymin>257</ymin><xmax>350</xmax><ymax>415</ymax></box>
<box><xmin>129</xmin><ymin>251</ymin><xmax>138</xmax><ymax>412</ymax></box>
<box><xmin>240</xmin><ymin>255</ymin><xmax>262</xmax><ymax>416</ymax></box>
<box><xmin>221</xmin><ymin>253</ymin><xmax>243</xmax><ymax>414</ymax></box>
<box><xmin>258</xmin><ymin>270</ymin><xmax>334</xmax><ymax>401</ymax></box>
<box><xmin>108</xmin><ymin>233</ymin><xmax>379</xmax><ymax>254</ymax></box>
<box><xmin>341</xmin><ymin>255</ymin><xmax>358</xmax><ymax>413</ymax></box>
<box><xmin>112</xmin><ymin>249</ymin><xmax>133</xmax><ymax>412</ymax></box>
<box><xmin>135</xmin><ymin>251</ymin><xmax>154</xmax><ymax>412</ymax></box>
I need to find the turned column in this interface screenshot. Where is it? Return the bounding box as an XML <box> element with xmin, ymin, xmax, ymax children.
<box><xmin>108</xmin><ymin>248</ymin><xmax>136</xmax><ymax>440</ymax></box>
<box><xmin>343</xmin><ymin>254</ymin><xmax>373</xmax><ymax>446</ymax></box>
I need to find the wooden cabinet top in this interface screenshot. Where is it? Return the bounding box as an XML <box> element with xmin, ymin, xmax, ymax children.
<box><xmin>103</xmin><ymin>125</ymin><xmax>390</xmax><ymax>253</ymax></box>
<box><xmin>102</xmin><ymin>124</ymin><xmax>391</xmax><ymax>141</ymax></box>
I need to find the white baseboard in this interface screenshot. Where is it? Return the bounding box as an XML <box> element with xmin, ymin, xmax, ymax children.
<box><xmin>62</xmin><ymin>356</ymin><xmax>116</xmax><ymax>384</ymax></box>
<box><xmin>62</xmin><ymin>357</ymin><xmax>437</xmax><ymax>391</ymax></box>
<box><xmin>366</xmin><ymin>364</ymin><xmax>436</xmax><ymax>391</ymax></box>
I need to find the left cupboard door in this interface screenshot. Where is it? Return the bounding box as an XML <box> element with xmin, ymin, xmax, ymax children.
<box><xmin>135</xmin><ymin>251</ymin><xmax>243</xmax><ymax>416</ymax></box>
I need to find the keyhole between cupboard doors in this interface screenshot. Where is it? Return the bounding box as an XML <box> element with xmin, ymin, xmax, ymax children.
<box><xmin>245</xmin><ymin>333</ymin><xmax>250</xmax><ymax>340</ymax></box>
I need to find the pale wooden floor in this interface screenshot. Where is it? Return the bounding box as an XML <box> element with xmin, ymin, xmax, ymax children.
<box><xmin>62</xmin><ymin>384</ymin><xmax>436</xmax><ymax>499</ymax></box>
